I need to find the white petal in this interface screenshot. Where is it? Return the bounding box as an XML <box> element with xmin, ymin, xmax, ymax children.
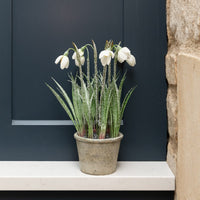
<box><xmin>127</xmin><ymin>55</ymin><xmax>136</xmax><ymax>67</ymax></box>
<box><xmin>74</xmin><ymin>56</ymin><xmax>85</xmax><ymax>67</ymax></box>
<box><xmin>117</xmin><ymin>51</ymin><xmax>127</xmax><ymax>63</ymax></box>
<box><xmin>105</xmin><ymin>50</ymin><xmax>112</xmax><ymax>57</ymax></box>
<box><xmin>101</xmin><ymin>56</ymin><xmax>108</xmax><ymax>66</ymax></box>
<box><xmin>75</xmin><ymin>58</ymin><xmax>81</xmax><ymax>67</ymax></box>
<box><xmin>99</xmin><ymin>49</ymin><xmax>114</xmax><ymax>66</ymax></box>
<box><xmin>72</xmin><ymin>52</ymin><xmax>76</xmax><ymax>60</ymax></box>
<box><xmin>106</xmin><ymin>56</ymin><xmax>112</xmax><ymax>65</ymax></box>
<box><xmin>99</xmin><ymin>50</ymin><xmax>110</xmax><ymax>58</ymax></box>
<box><xmin>118</xmin><ymin>47</ymin><xmax>131</xmax><ymax>63</ymax></box>
<box><xmin>75</xmin><ymin>58</ymin><xmax>79</xmax><ymax>67</ymax></box>
<box><xmin>55</xmin><ymin>55</ymin><xmax>63</xmax><ymax>64</ymax></box>
<box><xmin>60</xmin><ymin>56</ymin><xmax>69</xmax><ymax>69</ymax></box>
<box><xmin>78</xmin><ymin>49</ymin><xmax>84</xmax><ymax>56</ymax></box>
<box><xmin>72</xmin><ymin>49</ymin><xmax>84</xmax><ymax>61</ymax></box>
<box><xmin>99</xmin><ymin>51</ymin><xmax>103</xmax><ymax>59</ymax></box>
<box><xmin>99</xmin><ymin>50</ymin><xmax>106</xmax><ymax>59</ymax></box>
<box><xmin>121</xmin><ymin>47</ymin><xmax>131</xmax><ymax>55</ymax></box>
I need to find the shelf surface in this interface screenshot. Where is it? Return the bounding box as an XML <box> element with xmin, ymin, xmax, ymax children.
<box><xmin>0</xmin><ymin>161</ymin><xmax>175</xmax><ymax>191</ymax></box>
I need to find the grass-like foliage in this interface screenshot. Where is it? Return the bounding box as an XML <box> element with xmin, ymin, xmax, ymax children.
<box><xmin>46</xmin><ymin>40</ymin><xmax>136</xmax><ymax>139</ymax></box>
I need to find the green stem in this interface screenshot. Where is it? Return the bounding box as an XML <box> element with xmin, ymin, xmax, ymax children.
<box><xmin>99</xmin><ymin>126</ymin><xmax>106</xmax><ymax>139</ymax></box>
<box><xmin>79</xmin><ymin>124</ymin><xmax>86</xmax><ymax>137</ymax></box>
<box><xmin>63</xmin><ymin>48</ymin><xmax>74</xmax><ymax>56</ymax></box>
<box><xmin>92</xmin><ymin>41</ymin><xmax>99</xmax><ymax>129</ymax></box>
<box><xmin>87</xmin><ymin>123</ymin><xmax>93</xmax><ymax>138</ymax></box>
<box><xmin>114</xmin><ymin>54</ymin><xmax>118</xmax><ymax>80</ymax></box>
<box><xmin>100</xmin><ymin>65</ymin><xmax>107</xmax><ymax>103</ymax></box>
<box><xmin>86</xmin><ymin>47</ymin><xmax>90</xmax><ymax>86</ymax></box>
<box><xmin>108</xmin><ymin>62</ymin><xmax>111</xmax><ymax>85</ymax></box>
<box><xmin>79</xmin><ymin>66</ymin><xmax>83</xmax><ymax>85</ymax></box>
<box><xmin>99</xmin><ymin>65</ymin><xmax>107</xmax><ymax>130</ymax></box>
<box><xmin>113</xmin><ymin>43</ymin><xmax>121</xmax><ymax>80</ymax></box>
<box><xmin>85</xmin><ymin>44</ymin><xmax>94</xmax><ymax>49</ymax></box>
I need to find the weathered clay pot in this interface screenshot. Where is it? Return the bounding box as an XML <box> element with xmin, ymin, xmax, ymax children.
<box><xmin>74</xmin><ymin>133</ymin><xmax>123</xmax><ymax>175</ymax></box>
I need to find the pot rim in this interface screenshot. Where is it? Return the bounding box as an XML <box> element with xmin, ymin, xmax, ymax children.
<box><xmin>74</xmin><ymin>132</ymin><xmax>123</xmax><ymax>144</ymax></box>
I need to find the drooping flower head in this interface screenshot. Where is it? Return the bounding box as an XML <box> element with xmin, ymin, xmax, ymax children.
<box><xmin>117</xmin><ymin>47</ymin><xmax>131</xmax><ymax>63</ymax></box>
<box><xmin>72</xmin><ymin>48</ymin><xmax>85</xmax><ymax>67</ymax></box>
<box><xmin>117</xmin><ymin>47</ymin><xmax>136</xmax><ymax>67</ymax></box>
<box><xmin>55</xmin><ymin>55</ymin><xmax>69</xmax><ymax>70</ymax></box>
<box><xmin>99</xmin><ymin>49</ymin><xmax>114</xmax><ymax>66</ymax></box>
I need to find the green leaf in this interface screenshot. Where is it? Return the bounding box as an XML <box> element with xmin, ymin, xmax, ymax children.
<box><xmin>46</xmin><ymin>83</ymin><xmax>78</xmax><ymax>131</ymax></box>
<box><xmin>52</xmin><ymin>78</ymin><xmax>77</xmax><ymax>122</ymax></box>
<box><xmin>120</xmin><ymin>86</ymin><xmax>136</xmax><ymax>120</ymax></box>
<box><xmin>71</xmin><ymin>78</ymin><xmax>83</xmax><ymax>130</ymax></box>
<box><xmin>118</xmin><ymin>72</ymin><xmax>126</xmax><ymax>98</ymax></box>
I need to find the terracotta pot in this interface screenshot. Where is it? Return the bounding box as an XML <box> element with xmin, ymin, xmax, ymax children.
<box><xmin>74</xmin><ymin>132</ymin><xmax>123</xmax><ymax>175</ymax></box>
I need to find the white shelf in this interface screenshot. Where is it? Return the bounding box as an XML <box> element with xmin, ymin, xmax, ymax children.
<box><xmin>0</xmin><ymin>161</ymin><xmax>175</xmax><ymax>191</ymax></box>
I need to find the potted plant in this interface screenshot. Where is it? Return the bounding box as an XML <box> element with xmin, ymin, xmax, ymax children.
<box><xmin>46</xmin><ymin>40</ymin><xmax>136</xmax><ymax>175</ymax></box>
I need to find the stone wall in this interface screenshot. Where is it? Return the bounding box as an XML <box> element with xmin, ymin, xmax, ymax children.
<box><xmin>166</xmin><ymin>0</ymin><xmax>200</xmax><ymax>199</ymax></box>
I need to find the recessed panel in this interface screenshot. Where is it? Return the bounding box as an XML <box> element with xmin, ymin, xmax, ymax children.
<box><xmin>12</xmin><ymin>0</ymin><xmax>123</xmax><ymax>120</ymax></box>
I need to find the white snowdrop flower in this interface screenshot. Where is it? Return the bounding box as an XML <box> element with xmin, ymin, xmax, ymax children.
<box><xmin>55</xmin><ymin>55</ymin><xmax>69</xmax><ymax>70</ymax></box>
<box><xmin>117</xmin><ymin>47</ymin><xmax>131</xmax><ymax>63</ymax></box>
<box><xmin>99</xmin><ymin>49</ymin><xmax>114</xmax><ymax>66</ymax></box>
<box><xmin>74</xmin><ymin>56</ymin><xmax>85</xmax><ymax>67</ymax></box>
<box><xmin>117</xmin><ymin>47</ymin><xmax>136</xmax><ymax>67</ymax></box>
<box><xmin>72</xmin><ymin>49</ymin><xmax>85</xmax><ymax>67</ymax></box>
<box><xmin>126</xmin><ymin>54</ymin><xmax>136</xmax><ymax>67</ymax></box>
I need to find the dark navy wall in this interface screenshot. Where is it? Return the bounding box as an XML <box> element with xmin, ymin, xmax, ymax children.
<box><xmin>0</xmin><ymin>0</ymin><xmax>167</xmax><ymax>161</ymax></box>
<box><xmin>121</xmin><ymin>0</ymin><xmax>168</xmax><ymax>160</ymax></box>
<box><xmin>0</xmin><ymin>0</ymin><xmax>171</xmax><ymax>199</ymax></box>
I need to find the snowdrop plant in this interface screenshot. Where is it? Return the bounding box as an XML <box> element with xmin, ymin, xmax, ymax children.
<box><xmin>46</xmin><ymin>40</ymin><xmax>136</xmax><ymax>139</ymax></box>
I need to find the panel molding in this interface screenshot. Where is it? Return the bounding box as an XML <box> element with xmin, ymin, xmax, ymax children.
<box><xmin>12</xmin><ymin>120</ymin><xmax>74</xmax><ymax>126</ymax></box>
<box><xmin>12</xmin><ymin>120</ymin><xmax>124</xmax><ymax>126</ymax></box>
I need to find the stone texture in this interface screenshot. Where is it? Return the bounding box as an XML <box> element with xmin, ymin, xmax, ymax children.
<box><xmin>167</xmin><ymin>86</ymin><xmax>178</xmax><ymax>139</ymax></box>
<box><xmin>167</xmin><ymin>0</ymin><xmax>200</xmax><ymax>46</ymax></box>
<box><xmin>166</xmin><ymin>52</ymin><xmax>177</xmax><ymax>85</ymax></box>
<box><xmin>177</xmin><ymin>53</ymin><xmax>200</xmax><ymax>200</ymax></box>
<box><xmin>166</xmin><ymin>1</ymin><xmax>200</xmax><ymax>199</ymax></box>
<box><xmin>167</xmin><ymin>139</ymin><xmax>177</xmax><ymax>175</ymax></box>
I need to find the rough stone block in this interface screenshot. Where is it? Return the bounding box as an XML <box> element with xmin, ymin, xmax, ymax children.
<box><xmin>166</xmin><ymin>52</ymin><xmax>177</xmax><ymax>85</ymax></box>
<box><xmin>167</xmin><ymin>0</ymin><xmax>200</xmax><ymax>45</ymax></box>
